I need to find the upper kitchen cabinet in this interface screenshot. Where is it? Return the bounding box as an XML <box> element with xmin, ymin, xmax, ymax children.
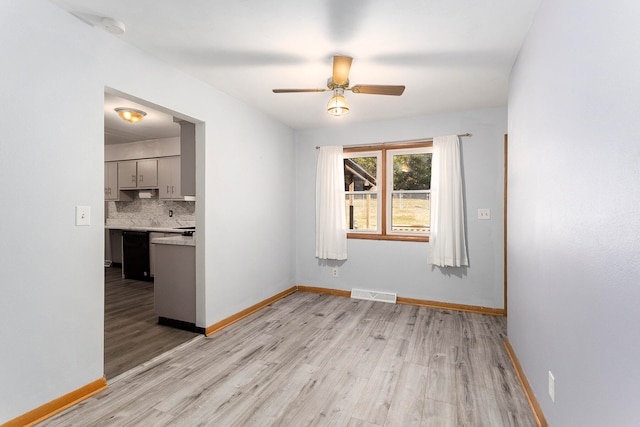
<box><xmin>158</xmin><ymin>156</ymin><xmax>182</xmax><ymax>200</ymax></box>
<box><xmin>104</xmin><ymin>161</ymin><xmax>118</xmax><ymax>201</ymax></box>
<box><xmin>137</xmin><ymin>159</ymin><xmax>158</xmax><ymax>188</ymax></box>
<box><xmin>118</xmin><ymin>159</ymin><xmax>158</xmax><ymax>189</ymax></box>
<box><xmin>118</xmin><ymin>160</ymin><xmax>137</xmax><ymax>189</ymax></box>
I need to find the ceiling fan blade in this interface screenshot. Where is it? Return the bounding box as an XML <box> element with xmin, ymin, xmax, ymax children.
<box><xmin>350</xmin><ymin>85</ymin><xmax>405</xmax><ymax>96</ymax></box>
<box><xmin>332</xmin><ymin>55</ymin><xmax>353</xmax><ymax>86</ymax></box>
<box><xmin>272</xmin><ymin>89</ymin><xmax>328</xmax><ymax>93</ymax></box>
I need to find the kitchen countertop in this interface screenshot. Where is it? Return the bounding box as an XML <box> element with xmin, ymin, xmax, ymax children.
<box><xmin>151</xmin><ymin>235</ymin><xmax>196</xmax><ymax>247</ymax></box>
<box><xmin>105</xmin><ymin>225</ymin><xmax>193</xmax><ymax>233</ymax></box>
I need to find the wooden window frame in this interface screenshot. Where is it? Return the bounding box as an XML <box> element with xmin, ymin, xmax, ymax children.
<box><xmin>344</xmin><ymin>142</ymin><xmax>432</xmax><ymax>242</ymax></box>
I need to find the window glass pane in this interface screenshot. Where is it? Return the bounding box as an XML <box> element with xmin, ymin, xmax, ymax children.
<box><xmin>345</xmin><ymin>193</ymin><xmax>378</xmax><ymax>231</ymax></box>
<box><xmin>344</xmin><ymin>156</ymin><xmax>377</xmax><ymax>191</ymax></box>
<box><xmin>392</xmin><ymin>153</ymin><xmax>432</xmax><ymax>191</ymax></box>
<box><xmin>391</xmin><ymin>192</ymin><xmax>430</xmax><ymax>232</ymax></box>
<box><xmin>345</xmin><ymin>155</ymin><xmax>378</xmax><ymax>231</ymax></box>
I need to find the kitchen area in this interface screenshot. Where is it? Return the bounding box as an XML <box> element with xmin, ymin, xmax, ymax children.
<box><xmin>105</xmin><ymin>223</ymin><xmax>198</xmax><ymax>330</ymax></box>
<box><xmin>103</xmin><ymin>92</ymin><xmax>200</xmax><ymax>378</ymax></box>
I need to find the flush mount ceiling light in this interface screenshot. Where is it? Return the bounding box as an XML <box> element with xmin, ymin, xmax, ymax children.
<box><xmin>327</xmin><ymin>88</ymin><xmax>350</xmax><ymax>116</ymax></box>
<box><xmin>114</xmin><ymin>107</ymin><xmax>146</xmax><ymax>123</ymax></box>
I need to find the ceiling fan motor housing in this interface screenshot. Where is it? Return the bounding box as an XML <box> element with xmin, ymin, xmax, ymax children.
<box><xmin>327</xmin><ymin>77</ymin><xmax>349</xmax><ymax>90</ymax></box>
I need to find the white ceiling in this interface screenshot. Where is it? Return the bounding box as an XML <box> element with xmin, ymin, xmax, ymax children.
<box><xmin>54</xmin><ymin>0</ymin><xmax>541</xmax><ymax>133</ymax></box>
<box><xmin>104</xmin><ymin>92</ymin><xmax>180</xmax><ymax>145</ymax></box>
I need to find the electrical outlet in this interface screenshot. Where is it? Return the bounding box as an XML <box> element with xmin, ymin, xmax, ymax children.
<box><xmin>548</xmin><ymin>371</ymin><xmax>555</xmax><ymax>403</ymax></box>
<box><xmin>478</xmin><ymin>208</ymin><xmax>491</xmax><ymax>220</ymax></box>
<box><xmin>75</xmin><ymin>206</ymin><xmax>91</xmax><ymax>226</ymax></box>
<box><xmin>332</xmin><ymin>268</ymin><xmax>339</xmax><ymax>278</ymax></box>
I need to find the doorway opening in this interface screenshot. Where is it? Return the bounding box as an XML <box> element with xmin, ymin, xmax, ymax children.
<box><xmin>103</xmin><ymin>89</ymin><xmax>201</xmax><ymax>379</ymax></box>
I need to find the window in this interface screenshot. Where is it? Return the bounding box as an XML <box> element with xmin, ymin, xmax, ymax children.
<box><xmin>344</xmin><ymin>143</ymin><xmax>432</xmax><ymax>241</ymax></box>
<box><xmin>344</xmin><ymin>151</ymin><xmax>380</xmax><ymax>233</ymax></box>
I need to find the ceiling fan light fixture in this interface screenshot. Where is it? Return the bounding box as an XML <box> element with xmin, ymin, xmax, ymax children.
<box><xmin>327</xmin><ymin>89</ymin><xmax>349</xmax><ymax>116</ymax></box>
<box><xmin>115</xmin><ymin>107</ymin><xmax>147</xmax><ymax>123</ymax></box>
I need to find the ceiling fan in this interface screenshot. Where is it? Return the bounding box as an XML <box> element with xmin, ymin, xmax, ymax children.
<box><xmin>272</xmin><ymin>55</ymin><xmax>405</xmax><ymax>116</ymax></box>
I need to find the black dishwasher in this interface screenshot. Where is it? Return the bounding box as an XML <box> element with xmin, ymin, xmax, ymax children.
<box><xmin>122</xmin><ymin>230</ymin><xmax>152</xmax><ymax>281</ymax></box>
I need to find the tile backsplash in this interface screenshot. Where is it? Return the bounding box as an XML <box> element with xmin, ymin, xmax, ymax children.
<box><xmin>106</xmin><ymin>192</ymin><xmax>195</xmax><ymax>228</ymax></box>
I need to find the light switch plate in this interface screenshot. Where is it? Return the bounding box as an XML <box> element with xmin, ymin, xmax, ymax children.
<box><xmin>75</xmin><ymin>206</ymin><xmax>91</xmax><ymax>226</ymax></box>
<box><xmin>478</xmin><ymin>208</ymin><xmax>491</xmax><ymax>220</ymax></box>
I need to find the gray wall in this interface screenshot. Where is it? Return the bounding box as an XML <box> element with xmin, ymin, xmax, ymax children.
<box><xmin>295</xmin><ymin>107</ymin><xmax>507</xmax><ymax>308</ymax></box>
<box><xmin>0</xmin><ymin>2</ymin><xmax>295</xmax><ymax>423</ymax></box>
<box><xmin>508</xmin><ymin>0</ymin><xmax>640</xmax><ymax>425</ymax></box>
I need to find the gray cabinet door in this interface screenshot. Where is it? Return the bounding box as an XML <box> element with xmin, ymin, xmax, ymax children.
<box><xmin>108</xmin><ymin>229</ymin><xmax>123</xmax><ymax>264</ymax></box>
<box><xmin>118</xmin><ymin>160</ymin><xmax>137</xmax><ymax>189</ymax></box>
<box><xmin>137</xmin><ymin>159</ymin><xmax>158</xmax><ymax>188</ymax></box>
<box><xmin>104</xmin><ymin>162</ymin><xmax>118</xmax><ymax>200</ymax></box>
<box><xmin>158</xmin><ymin>156</ymin><xmax>181</xmax><ymax>200</ymax></box>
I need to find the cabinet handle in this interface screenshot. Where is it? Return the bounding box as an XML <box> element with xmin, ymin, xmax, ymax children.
<box><xmin>167</xmin><ymin>185</ymin><xmax>170</xmax><ymax>194</ymax></box>
<box><xmin>171</xmin><ymin>185</ymin><xmax>175</xmax><ymax>194</ymax></box>
<box><xmin>132</xmin><ymin>175</ymin><xmax>136</xmax><ymax>183</ymax></box>
<box><xmin>139</xmin><ymin>174</ymin><xmax>143</xmax><ymax>183</ymax></box>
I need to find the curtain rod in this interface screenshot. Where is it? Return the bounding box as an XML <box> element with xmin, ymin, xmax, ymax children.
<box><xmin>315</xmin><ymin>133</ymin><xmax>471</xmax><ymax>149</ymax></box>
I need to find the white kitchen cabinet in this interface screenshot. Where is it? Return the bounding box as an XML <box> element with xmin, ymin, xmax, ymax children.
<box><xmin>118</xmin><ymin>159</ymin><xmax>158</xmax><ymax>189</ymax></box>
<box><xmin>158</xmin><ymin>156</ymin><xmax>182</xmax><ymax>200</ymax></box>
<box><xmin>104</xmin><ymin>162</ymin><xmax>118</xmax><ymax>201</ymax></box>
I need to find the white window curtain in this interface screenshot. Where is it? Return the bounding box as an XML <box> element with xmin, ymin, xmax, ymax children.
<box><xmin>316</xmin><ymin>146</ymin><xmax>348</xmax><ymax>260</ymax></box>
<box><xmin>428</xmin><ymin>135</ymin><xmax>469</xmax><ymax>267</ymax></box>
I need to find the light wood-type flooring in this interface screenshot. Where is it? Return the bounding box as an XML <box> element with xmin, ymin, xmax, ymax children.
<box><xmin>104</xmin><ymin>266</ymin><xmax>198</xmax><ymax>379</ymax></box>
<box><xmin>45</xmin><ymin>291</ymin><xmax>536</xmax><ymax>426</ymax></box>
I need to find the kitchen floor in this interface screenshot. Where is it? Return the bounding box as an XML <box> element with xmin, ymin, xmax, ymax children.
<box><xmin>104</xmin><ymin>266</ymin><xmax>199</xmax><ymax>379</ymax></box>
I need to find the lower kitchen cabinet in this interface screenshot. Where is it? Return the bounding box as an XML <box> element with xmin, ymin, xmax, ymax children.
<box><xmin>153</xmin><ymin>240</ymin><xmax>196</xmax><ymax>328</ymax></box>
<box><xmin>148</xmin><ymin>232</ymin><xmax>177</xmax><ymax>276</ymax></box>
<box><xmin>107</xmin><ymin>229</ymin><xmax>184</xmax><ymax>277</ymax></box>
<box><xmin>107</xmin><ymin>229</ymin><xmax>123</xmax><ymax>264</ymax></box>
<box><xmin>105</xmin><ymin>229</ymin><xmax>111</xmax><ymax>264</ymax></box>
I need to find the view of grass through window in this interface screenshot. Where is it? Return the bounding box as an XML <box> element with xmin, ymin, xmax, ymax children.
<box><xmin>344</xmin><ymin>149</ymin><xmax>432</xmax><ymax>235</ymax></box>
<box><xmin>391</xmin><ymin>152</ymin><xmax>431</xmax><ymax>232</ymax></box>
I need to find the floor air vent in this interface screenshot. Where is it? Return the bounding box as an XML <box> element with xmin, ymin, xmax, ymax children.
<box><xmin>350</xmin><ymin>289</ymin><xmax>397</xmax><ymax>304</ymax></box>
